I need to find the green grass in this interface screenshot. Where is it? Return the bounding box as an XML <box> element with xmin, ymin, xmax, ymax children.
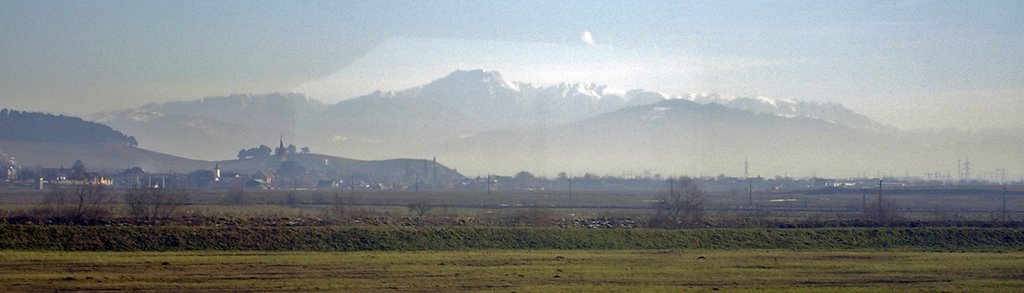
<box><xmin>1</xmin><ymin>249</ymin><xmax>1022</xmax><ymax>291</ymax></box>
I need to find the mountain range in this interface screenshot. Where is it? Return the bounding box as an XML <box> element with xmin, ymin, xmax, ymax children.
<box><xmin>87</xmin><ymin>70</ymin><xmax>1023</xmax><ymax>177</ymax></box>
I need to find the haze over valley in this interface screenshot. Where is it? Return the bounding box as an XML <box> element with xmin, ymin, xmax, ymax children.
<box><xmin>72</xmin><ymin>69</ymin><xmax>1021</xmax><ymax>179</ymax></box>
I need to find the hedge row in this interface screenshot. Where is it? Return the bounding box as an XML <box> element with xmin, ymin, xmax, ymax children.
<box><xmin>1</xmin><ymin>226</ymin><xmax>1022</xmax><ymax>251</ymax></box>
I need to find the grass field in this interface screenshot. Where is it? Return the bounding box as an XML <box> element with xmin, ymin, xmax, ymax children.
<box><xmin>1</xmin><ymin>249</ymin><xmax>1022</xmax><ymax>291</ymax></box>
<box><xmin>4</xmin><ymin>187</ymin><xmax>1022</xmax><ymax>220</ymax></box>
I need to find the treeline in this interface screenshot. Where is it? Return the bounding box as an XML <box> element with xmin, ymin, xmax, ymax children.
<box><xmin>0</xmin><ymin>226</ymin><xmax>1021</xmax><ymax>251</ymax></box>
<box><xmin>0</xmin><ymin>108</ymin><xmax>137</xmax><ymax>146</ymax></box>
<box><xmin>236</xmin><ymin>144</ymin><xmax>308</xmax><ymax>160</ymax></box>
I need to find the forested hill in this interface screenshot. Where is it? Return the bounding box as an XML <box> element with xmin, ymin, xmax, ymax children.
<box><xmin>0</xmin><ymin>109</ymin><xmax>137</xmax><ymax>146</ymax></box>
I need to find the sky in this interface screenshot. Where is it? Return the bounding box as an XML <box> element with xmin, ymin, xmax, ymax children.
<box><xmin>1</xmin><ymin>0</ymin><xmax>1022</xmax><ymax>130</ymax></box>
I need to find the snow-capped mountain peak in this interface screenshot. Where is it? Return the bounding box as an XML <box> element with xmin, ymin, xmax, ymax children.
<box><xmin>695</xmin><ymin>95</ymin><xmax>893</xmax><ymax>132</ymax></box>
<box><xmin>426</xmin><ymin>69</ymin><xmax>520</xmax><ymax>93</ymax></box>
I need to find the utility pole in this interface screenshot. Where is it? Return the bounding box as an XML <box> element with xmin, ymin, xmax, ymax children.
<box><xmin>404</xmin><ymin>161</ymin><xmax>410</xmax><ymax>183</ymax></box>
<box><xmin>748</xmin><ymin>177</ymin><xmax>753</xmax><ymax>208</ymax></box>
<box><xmin>964</xmin><ymin>157</ymin><xmax>972</xmax><ymax>182</ymax></box>
<box><xmin>744</xmin><ymin>158</ymin><xmax>749</xmax><ymax>180</ymax></box>
<box><xmin>958</xmin><ymin>159</ymin><xmax>962</xmax><ymax>183</ymax></box>
<box><xmin>999</xmin><ymin>184</ymin><xmax>1007</xmax><ymax>221</ymax></box>
<box><xmin>878</xmin><ymin>179</ymin><xmax>883</xmax><ymax>203</ymax></box>
<box><xmin>745</xmin><ymin>158</ymin><xmax>752</xmax><ymax>208</ymax></box>
<box><xmin>862</xmin><ymin>189</ymin><xmax>867</xmax><ymax>212</ymax></box>
<box><xmin>669</xmin><ymin>177</ymin><xmax>675</xmax><ymax>198</ymax></box>
<box><xmin>567</xmin><ymin>178</ymin><xmax>572</xmax><ymax>199</ymax></box>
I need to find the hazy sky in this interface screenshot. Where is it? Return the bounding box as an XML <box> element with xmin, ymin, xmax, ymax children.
<box><xmin>2</xmin><ymin>0</ymin><xmax>1022</xmax><ymax>130</ymax></box>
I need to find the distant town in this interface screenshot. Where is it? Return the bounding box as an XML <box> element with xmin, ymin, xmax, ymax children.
<box><xmin>2</xmin><ymin>138</ymin><xmax>1017</xmax><ymax>195</ymax></box>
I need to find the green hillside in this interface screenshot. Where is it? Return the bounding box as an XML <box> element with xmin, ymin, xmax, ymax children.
<box><xmin>0</xmin><ymin>109</ymin><xmax>137</xmax><ymax>146</ymax></box>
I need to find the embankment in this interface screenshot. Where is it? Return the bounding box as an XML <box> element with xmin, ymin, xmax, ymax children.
<box><xmin>1</xmin><ymin>226</ymin><xmax>1021</xmax><ymax>251</ymax></box>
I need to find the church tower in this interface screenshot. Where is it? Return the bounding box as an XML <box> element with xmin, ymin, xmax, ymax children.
<box><xmin>214</xmin><ymin>162</ymin><xmax>221</xmax><ymax>182</ymax></box>
<box><xmin>275</xmin><ymin>135</ymin><xmax>286</xmax><ymax>161</ymax></box>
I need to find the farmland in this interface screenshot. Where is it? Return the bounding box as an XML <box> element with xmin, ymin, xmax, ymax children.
<box><xmin>2</xmin><ymin>186</ymin><xmax>1021</xmax><ymax>222</ymax></box>
<box><xmin>3</xmin><ymin>187</ymin><xmax>1024</xmax><ymax>291</ymax></box>
<box><xmin>2</xmin><ymin>249</ymin><xmax>1022</xmax><ymax>291</ymax></box>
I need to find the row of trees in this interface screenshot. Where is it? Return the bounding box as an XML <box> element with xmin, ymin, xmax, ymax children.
<box><xmin>22</xmin><ymin>175</ymin><xmax>901</xmax><ymax>227</ymax></box>
<box><xmin>40</xmin><ymin>185</ymin><xmax>187</xmax><ymax>224</ymax></box>
<box><xmin>11</xmin><ymin>159</ymin><xmax>91</xmax><ymax>181</ymax></box>
<box><xmin>236</xmin><ymin>144</ymin><xmax>310</xmax><ymax>160</ymax></box>
<box><xmin>647</xmin><ymin>177</ymin><xmax>903</xmax><ymax>228</ymax></box>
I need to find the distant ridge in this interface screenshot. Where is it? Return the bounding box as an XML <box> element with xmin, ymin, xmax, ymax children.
<box><xmin>0</xmin><ymin>108</ymin><xmax>137</xmax><ymax>146</ymax></box>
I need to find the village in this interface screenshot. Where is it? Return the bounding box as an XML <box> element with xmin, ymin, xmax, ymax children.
<box><xmin>3</xmin><ymin>139</ymin><xmax>1015</xmax><ymax>196</ymax></box>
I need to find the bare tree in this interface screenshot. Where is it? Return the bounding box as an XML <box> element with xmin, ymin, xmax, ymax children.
<box><xmin>74</xmin><ymin>184</ymin><xmax>110</xmax><ymax>222</ymax></box>
<box><xmin>330</xmin><ymin>192</ymin><xmax>348</xmax><ymax>219</ymax></box>
<box><xmin>649</xmin><ymin>177</ymin><xmax>706</xmax><ymax>229</ymax></box>
<box><xmin>125</xmin><ymin>187</ymin><xmax>188</xmax><ymax>223</ymax></box>
<box><xmin>42</xmin><ymin>184</ymin><xmax>110</xmax><ymax>223</ymax></box>
<box><xmin>864</xmin><ymin>199</ymin><xmax>901</xmax><ymax>226</ymax></box>
<box><xmin>227</xmin><ymin>185</ymin><xmax>245</xmax><ymax>204</ymax></box>
<box><xmin>408</xmin><ymin>200</ymin><xmax>433</xmax><ymax>217</ymax></box>
<box><xmin>42</xmin><ymin>188</ymin><xmax>68</xmax><ymax>208</ymax></box>
<box><xmin>285</xmin><ymin>192</ymin><xmax>299</xmax><ymax>207</ymax></box>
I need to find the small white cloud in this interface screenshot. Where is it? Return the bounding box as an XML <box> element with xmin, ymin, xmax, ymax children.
<box><xmin>580</xmin><ymin>31</ymin><xmax>596</xmax><ymax>46</ymax></box>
